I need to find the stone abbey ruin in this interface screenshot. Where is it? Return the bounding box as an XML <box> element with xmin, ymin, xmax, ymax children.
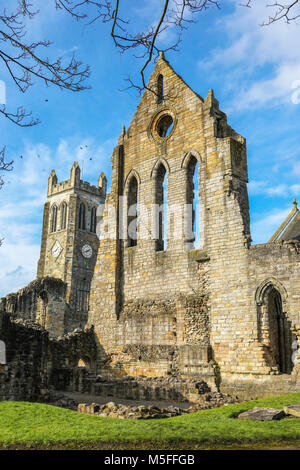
<box><xmin>1</xmin><ymin>53</ymin><xmax>300</xmax><ymax>403</ymax></box>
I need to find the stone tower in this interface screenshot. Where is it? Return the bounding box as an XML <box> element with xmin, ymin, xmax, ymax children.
<box><xmin>37</xmin><ymin>161</ymin><xmax>107</xmax><ymax>331</ymax></box>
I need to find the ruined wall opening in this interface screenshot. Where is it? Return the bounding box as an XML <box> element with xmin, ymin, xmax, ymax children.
<box><xmin>267</xmin><ymin>287</ymin><xmax>293</xmax><ymax>374</ymax></box>
<box><xmin>38</xmin><ymin>291</ymin><xmax>48</xmax><ymax>328</ymax></box>
<box><xmin>127</xmin><ymin>175</ymin><xmax>138</xmax><ymax>247</ymax></box>
<box><xmin>155</xmin><ymin>163</ymin><xmax>167</xmax><ymax>251</ymax></box>
<box><xmin>156</xmin><ymin>114</ymin><xmax>173</xmax><ymax>138</ymax></box>
<box><xmin>257</xmin><ymin>280</ymin><xmax>293</xmax><ymax>374</ymax></box>
<box><xmin>77</xmin><ymin>357</ymin><xmax>91</xmax><ymax>370</ymax></box>
<box><xmin>186</xmin><ymin>156</ymin><xmax>199</xmax><ymax>249</ymax></box>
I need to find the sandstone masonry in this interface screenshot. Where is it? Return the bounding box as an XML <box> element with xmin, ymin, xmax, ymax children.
<box><xmin>1</xmin><ymin>54</ymin><xmax>300</xmax><ymax>401</ymax></box>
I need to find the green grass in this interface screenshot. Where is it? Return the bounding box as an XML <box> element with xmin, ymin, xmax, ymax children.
<box><xmin>0</xmin><ymin>393</ymin><xmax>300</xmax><ymax>449</ymax></box>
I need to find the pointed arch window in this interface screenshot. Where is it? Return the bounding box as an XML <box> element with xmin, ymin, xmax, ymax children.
<box><xmin>90</xmin><ymin>206</ymin><xmax>97</xmax><ymax>233</ymax></box>
<box><xmin>60</xmin><ymin>202</ymin><xmax>67</xmax><ymax>230</ymax></box>
<box><xmin>127</xmin><ymin>176</ymin><xmax>138</xmax><ymax>247</ymax></box>
<box><xmin>75</xmin><ymin>278</ymin><xmax>90</xmax><ymax>314</ymax></box>
<box><xmin>50</xmin><ymin>204</ymin><xmax>58</xmax><ymax>232</ymax></box>
<box><xmin>78</xmin><ymin>202</ymin><xmax>86</xmax><ymax>230</ymax></box>
<box><xmin>186</xmin><ymin>156</ymin><xmax>199</xmax><ymax>248</ymax></box>
<box><xmin>155</xmin><ymin>163</ymin><xmax>167</xmax><ymax>251</ymax></box>
<box><xmin>157</xmin><ymin>74</ymin><xmax>164</xmax><ymax>103</ymax></box>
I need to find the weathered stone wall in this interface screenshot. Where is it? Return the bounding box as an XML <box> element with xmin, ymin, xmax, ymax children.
<box><xmin>94</xmin><ymin>253</ymin><xmax>211</xmax><ymax>378</ymax></box>
<box><xmin>0</xmin><ymin>277</ymin><xmax>67</xmax><ymax>337</ymax></box>
<box><xmin>0</xmin><ymin>312</ymin><xmax>49</xmax><ymax>401</ymax></box>
<box><xmin>249</xmin><ymin>242</ymin><xmax>300</xmax><ymax>373</ymax></box>
<box><xmin>211</xmin><ymin>240</ymin><xmax>300</xmax><ymax>396</ymax></box>
<box><xmin>0</xmin><ymin>308</ymin><xmax>97</xmax><ymax>401</ymax></box>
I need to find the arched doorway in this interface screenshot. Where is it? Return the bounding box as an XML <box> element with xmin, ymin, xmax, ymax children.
<box><xmin>267</xmin><ymin>288</ymin><xmax>292</xmax><ymax>373</ymax></box>
<box><xmin>257</xmin><ymin>280</ymin><xmax>293</xmax><ymax>374</ymax></box>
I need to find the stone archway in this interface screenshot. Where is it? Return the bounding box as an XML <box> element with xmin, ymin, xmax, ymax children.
<box><xmin>256</xmin><ymin>280</ymin><xmax>293</xmax><ymax>374</ymax></box>
<box><xmin>77</xmin><ymin>356</ymin><xmax>91</xmax><ymax>370</ymax></box>
<box><xmin>267</xmin><ymin>288</ymin><xmax>292</xmax><ymax>373</ymax></box>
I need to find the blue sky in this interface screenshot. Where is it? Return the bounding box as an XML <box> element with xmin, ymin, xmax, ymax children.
<box><xmin>1</xmin><ymin>0</ymin><xmax>300</xmax><ymax>296</ymax></box>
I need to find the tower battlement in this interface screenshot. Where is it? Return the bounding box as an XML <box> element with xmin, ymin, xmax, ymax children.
<box><xmin>47</xmin><ymin>161</ymin><xmax>107</xmax><ymax>198</ymax></box>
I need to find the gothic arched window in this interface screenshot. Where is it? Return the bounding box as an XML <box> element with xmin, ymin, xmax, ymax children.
<box><xmin>50</xmin><ymin>204</ymin><xmax>58</xmax><ymax>232</ymax></box>
<box><xmin>60</xmin><ymin>202</ymin><xmax>67</xmax><ymax>230</ymax></box>
<box><xmin>127</xmin><ymin>176</ymin><xmax>138</xmax><ymax>247</ymax></box>
<box><xmin>78</xmin><ymin>202</ymin><xmax>86</xmax><ymax>230</ymax></box>
<box><xmin>155</xmin><ymin>163</ymin><xmax>167</xmax><ymax>251</ymax></box>
<box><xmin>90</xmin><ymin>206</ymin><xmax>97</xmax><ymax>233</ymax></box>
<box><xmin>186</xmin><ymin>156</ymin><xmax>199</xmax><ymax>248</ymax></box>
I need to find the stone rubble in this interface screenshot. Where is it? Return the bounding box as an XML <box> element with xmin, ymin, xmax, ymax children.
<box><xmin>237</xmin><ymin>407</ymin><xmax>286</xmax><ymax>421</ymax></box>
<box><xmin>76</xmin><ymin>392</ymin><xmax>238</xmax><ymax>419</ymax></box>
<box><xmin>283</xmin><ymin>404</ymin><xmax>300</xmax><ymax>418</ymax></box>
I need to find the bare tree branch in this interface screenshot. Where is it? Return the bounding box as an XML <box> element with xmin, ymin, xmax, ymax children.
<box><xmin>0</xmin><ymin>0</ymin><xmax>91</xmax><ymax>131</ymax></box>
<box><xmin>243</xmin><ymin>1</ymin><xmax>300</xmax><ymax>25</ymax></box>
<box><xmin>0</xmin><ymin>146</ymin><xmax>13</xmax><ymax>246</ymax></box>
<box><xmin>0</xmin><ymin>146</ymin><xmax>13</xmax><ymax>190</ymax></box>
<box><xmin>80</xmin><ymin>0</ymin><xmax>221</xmax><ymax>94</ymax></box>
<box><xmin>0</xmin><ymin>0</ymin><xmax>92</xmax><ymax>195</ymax></box>
<box><xmin>0</xmin><ymin>105</ymin><xmax>40</xmax><ymax>127</ymax></box>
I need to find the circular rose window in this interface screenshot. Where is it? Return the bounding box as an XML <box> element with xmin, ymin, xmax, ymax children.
<box><xmin>148</xmin><ymin>108</ymin><xmax>177</xmax><ymax>141</ymax></box>
<box><xmin>156</xmin><ymin>114</ymin><xmax>174</xmax><ymax>138</ymax></box>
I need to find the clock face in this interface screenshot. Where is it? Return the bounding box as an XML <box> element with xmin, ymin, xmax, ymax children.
<box><xmin>81</xmin><ymin>244</ymin><xmax>93</xmax><ymax>259</ymax></box>
<box><xmin>52</xmin><ymin>241</ymin><xmax>62</xmax><ymax>258</ymax></box>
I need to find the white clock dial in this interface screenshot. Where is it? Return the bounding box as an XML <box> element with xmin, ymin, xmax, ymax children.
<box><xmin>52</xmin><ymin>241</ymin><xmax>62</xmax><ymax>258</ymax></box>
<box><xmin>81</xmin><ymin>244</ymin><xmax>93</xmax><ymax>258</ymax></box>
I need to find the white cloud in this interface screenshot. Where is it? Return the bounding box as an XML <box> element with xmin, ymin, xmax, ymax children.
<box><xmin>230</xmin><ymin>62</ymin><xmax>300</xmax><ymax>111</ymax></box>
<box><xmin>199</xmin><ymin>1</ymin><xmax>300</xmax><ymax>110</ymax></box>
<box><xmin>251</xmin><ymin>206</ymin><xmax>291</xmax><ymax>244</ymax></box>
<box><xmin>0</xmin><ymin>243</ymin><xmax>40</xmax><ymax>297</ymax></box>
<box><xmin>248</xmin><ymin>180</ymin><xmax>297</xmax><ymax>197</ymax></box>
<box><xmin>0</xmin><ymin>135</ymin><xmax>113</xmax><ymax>297</ymax></box>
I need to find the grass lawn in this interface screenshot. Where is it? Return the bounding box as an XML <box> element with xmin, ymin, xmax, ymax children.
<box><xmin>0</xmin><ymin>393</ymin><xmax>300</xmax><ymax>449</ymax></box>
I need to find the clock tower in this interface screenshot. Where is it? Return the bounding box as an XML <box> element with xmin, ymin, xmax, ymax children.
<box><xmin>37</xmin><ymin>161</ymin><xmax>106</xmax><ymax>331</ymax></box>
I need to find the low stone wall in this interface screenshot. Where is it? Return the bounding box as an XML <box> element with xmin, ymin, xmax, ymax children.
<box><xmin>0</xmin><ymin>309</ymin><xmax>97</xmax><ymax>401</ymax></box>
<box><xmin>0</xmin><ymin>314</ymin><xmax>49</xmax><ymax>401</ymax></box>
<box><xmin>91</xmin><ymin>376</ymin><xmax>216</xmax><ymax>403</ymax></box>
<box><xmin>220</xmin><ymin>372</ymin><xmax>300</xmax><ymax>400</ymax></box>
<box><xmin>0</xmin><ymin>277</ymin><xmax>67</xmax><ymax>337</ymax></box>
